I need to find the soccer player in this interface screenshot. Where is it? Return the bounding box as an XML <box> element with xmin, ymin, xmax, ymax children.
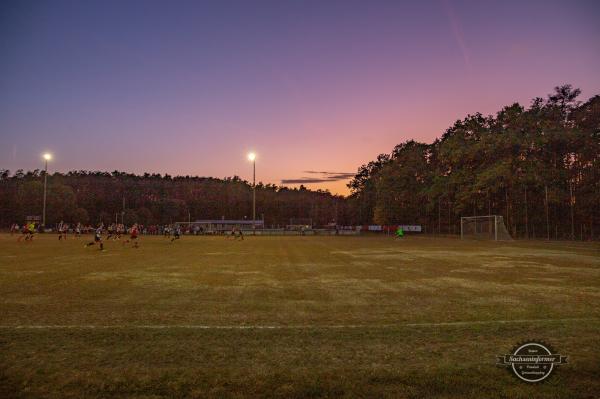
<box><xmin>58</xmin><ymin>221</ymin><xmax>67</xmax><ymax>241</ymax></box>
<box><xmin>26</xmin><ymin>222</ymin><xmax>36</xmax><ymax>241</ymax></box>
<box><xmin>116</xmin><ymin>224</ymin><xmax>124</xmax><ymax>240</ymax></box>
<box><xmin>75</xmin><ymin>222</ymin><xmax>82</xmax><ymax>238</ymax></box>
<box><xmin>106</xmin><ymin>223</ymin><xmax>115</xmax><ymax>240</ymax></box>
<box><xmin>124</xmin><ymin>223</ymin><xmax>140</xmax><ymax>248</ymax></box>
<box><xmin>232</xmin><ymin>227</ymin><xmax>244</xmax><ymax>241</ymax></box>
<box><xmin>17</xmin><ymin>224</ymin><xmax>29</xmax><ymax>242</ymax></box>
<box><xmin>171</xmin><ymin>225</ymin><xmax>181</xmax><ymax>242</ymax></box>
<box><xmin>85</xmin><ymin>224</ymin><xmax>104</xmax><ymax>250</ymax></box>
<box><xmin>395</xmin><ymin>227</ymin><xmax>404</xmax><ymax>238</ymax></box>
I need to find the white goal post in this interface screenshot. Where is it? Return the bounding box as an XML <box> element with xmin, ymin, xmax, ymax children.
<box><xmin>460</xmin><ymin>215</ymin><xmax>513</xmax><ymax>241</ymax></box>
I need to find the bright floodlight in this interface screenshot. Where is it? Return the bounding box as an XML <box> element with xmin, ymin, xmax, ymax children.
<box><xmin>43</xmin><ymin>153</ymin><xmax>52</xmax><ymax>161</ymax></box>
<box><xmin>248</xmin><ymin>152</ymin><xmax>256</xmax><ymax>161</ymax></box>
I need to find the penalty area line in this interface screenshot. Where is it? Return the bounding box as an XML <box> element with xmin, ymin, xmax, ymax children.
<box><xmin>0</xmin><ymin>318</ymin><xmax>598</xmax><ymax>330</ymax></box>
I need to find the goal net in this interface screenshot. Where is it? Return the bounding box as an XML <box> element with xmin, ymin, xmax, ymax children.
<box><xmin>460</xmin><ymin>215</ymin><xmax>512</xmax><ymax>241</ymax></box>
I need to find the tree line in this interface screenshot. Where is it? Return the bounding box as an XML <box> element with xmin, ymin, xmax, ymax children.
<box><xmin>0</xmin><ymin>171</ymin><xmax>349</xmax><ymax>228</ymax></box>
<box><xmin>347</xmin><ymin>85</ymin><xmax>599</xmax><ymax>240</ymax></box>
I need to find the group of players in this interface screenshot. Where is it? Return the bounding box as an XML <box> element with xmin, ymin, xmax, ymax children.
<box><xmin>84</xmin><ymin>223</ymin><xmax>141</xmax><ymax>251</ymax></box>
<box><xmin>57</xmin><ymin>221</ymin><xmax>83</xmax><ymax>240</ymax></box>
<box><xmin>11</xmin><ymin>221</ymin><xmax>187</xmax><ymax>251</ymax></box>
<box><xmin>12</xmin><ymin>221</ymin><xmax>248</xmax><ymax>250</ymax></box>
<box><xmin>12</xmin><ymin>222</ymin><xmax>37</xmax><ymax>242</ymax></box>
<box><xmin>162</xmin><ymin>225</ymin><xmax>183</xmax><ymax>242</ymax></box>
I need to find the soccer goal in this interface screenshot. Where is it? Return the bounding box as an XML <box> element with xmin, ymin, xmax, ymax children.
<box><xmin>460</xmin><ymin>215</ymin><xmax>512</xmax><ymax>240</ymax></box>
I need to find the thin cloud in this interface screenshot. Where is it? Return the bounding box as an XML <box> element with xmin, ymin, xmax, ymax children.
<box><xmin>326</xmin><ymin>173</ymin><xmax>356</xmax><ymax>179</ymax></box>
<box><xmin>282</xmin><ymin>178</ymin><xmax>333</xmax><ymax>184</ymax></box>
<box><xmin>282</xmin><ymin>170</ymin><xmax>355</xmax><ymax>185</ymax></box>
<box><xmin>442</xmin><ymin>0</ymin><xmax>472</xmax><ymax>71</ymax></box>
<box><xmin>303</xmin><ymin>171</ymin><xmax>355</xmax><ymax>178</ymax></box>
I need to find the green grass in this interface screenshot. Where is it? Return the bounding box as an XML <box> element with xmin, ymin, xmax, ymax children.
<box><xmin>1</xmin><ymin>233</ymin><xmax>599</xmax><ymax>398</ymax></box>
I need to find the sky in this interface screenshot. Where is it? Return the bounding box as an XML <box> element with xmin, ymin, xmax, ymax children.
<box><xmin>1</xmin><ymin>0</ymin><xmax>599</xmax><ymax>195</ymax></box>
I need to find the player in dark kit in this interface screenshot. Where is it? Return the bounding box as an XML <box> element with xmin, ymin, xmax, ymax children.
<box><xmin>231</xmin><ymin>227</ymin><xmax>244</xmax><ymax>241</ymax></box>
<box><xmin>171</xmin><ymin>225</ymin><xmax>181</xmax><ymax>242</ymax></box>
<box><xmin>85</xmin><ymin>225</ymin><xmax>104</xmax><ymax>251</ymax></box>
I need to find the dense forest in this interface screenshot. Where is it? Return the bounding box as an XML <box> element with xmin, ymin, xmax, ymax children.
<box><xmin>1</xmin><ymin>85</ymin><xmax>598</xmax><ymax>239</ymax></box>
<box><xmin>348</xmin><ymin>85</ymin><xmax>599</xmax><ymax>239</ymax></box>
<box><xmin>0</xmin><ymin>172</ymin><xmax>349</xmax><ymax>228</ymax></box>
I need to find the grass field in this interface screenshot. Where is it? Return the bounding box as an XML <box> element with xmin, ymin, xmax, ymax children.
<box><xmin>1</xmin><ymin>233</ymin><xmax>599</xmax><ymax>398</ymax></box>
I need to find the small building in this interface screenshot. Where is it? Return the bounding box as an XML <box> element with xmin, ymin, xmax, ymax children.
<box><xmin>186</xmin><ymin>219</ymin><xmax>264</xmax><ymax>233</ymax></box>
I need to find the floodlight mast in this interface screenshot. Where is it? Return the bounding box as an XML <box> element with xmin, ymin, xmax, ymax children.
<box><xmin>42</xmin><ymin>153</ymin><xmax>52</xmax><ymax>227</ymax></box>
<box><xmin>248</xmin><ymin>153</ymin><xmax>256</xmax><ymax>230</ymax></box>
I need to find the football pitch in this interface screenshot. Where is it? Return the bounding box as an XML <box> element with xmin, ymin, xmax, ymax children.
<box><xmin>1</xmin><ymin>234</ymin><xmax>599</xmax><ymax>398</ymax></box>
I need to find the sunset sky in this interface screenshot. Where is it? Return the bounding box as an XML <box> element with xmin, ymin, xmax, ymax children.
<box><xmin>1</xmin><ymin>0</ymin><xmax>599</xmax><ymax>195</ymax></box>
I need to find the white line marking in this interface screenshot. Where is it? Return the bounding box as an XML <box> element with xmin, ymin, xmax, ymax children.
<box><xmin>0</xmin><ymin>318</ymin><xmax>597</xmax><ymax>330</ymax></box>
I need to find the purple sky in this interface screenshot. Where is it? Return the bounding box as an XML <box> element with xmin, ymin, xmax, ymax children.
<box><xmin>1</xmin><ymin>0</ymin><xmax>599</xmax><ymax>195</ymax></box>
